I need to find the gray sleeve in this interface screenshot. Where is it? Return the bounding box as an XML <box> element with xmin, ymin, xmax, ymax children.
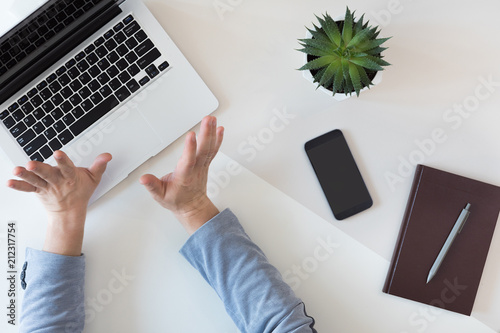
<box><xmin>180</xmin><ymin>208</ymin><xmax>317</xmax><ymax>333</ymax></box>
<box><xmin>20</xmin><ymin>248</ymin><xmax>85</xmax><ymax>333</ymax></box>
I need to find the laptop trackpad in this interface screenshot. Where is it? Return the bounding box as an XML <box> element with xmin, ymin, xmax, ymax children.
<box><xmin>65</xmin><ymin>108</ymin><xmax>162</xmax><ymax>184</ymax></box>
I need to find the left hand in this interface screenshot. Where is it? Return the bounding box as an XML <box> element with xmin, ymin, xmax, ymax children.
<box><xmin>7</xmin><ymin>150</ymin><xmax>112</xmax><ymax>216</ymax></box>
<box><xmin>6</xmin><ymin>150</ymin><xmax>112</xmax><ymax>256</ymax></box>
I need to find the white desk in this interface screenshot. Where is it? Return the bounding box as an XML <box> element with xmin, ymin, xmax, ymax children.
<box><xmin>2</xmin><ymin>0</ymin><xmax>500</xmax><ymax>332</ymax></box>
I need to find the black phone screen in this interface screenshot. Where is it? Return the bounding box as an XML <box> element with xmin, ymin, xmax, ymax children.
<box><xmin>305</xmin><ymin>129</ymin><xmax>372</xmax><ymax>220</ymax></box>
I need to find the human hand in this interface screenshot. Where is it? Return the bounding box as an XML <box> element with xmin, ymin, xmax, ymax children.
<box><xmin>140</xmin><ymin>116</ymin><xmax>224</xmax><ymax>234</ymax></box>
<box><xmin>6</xmin><ymin>151</ymin><xmax>112</xmax><ymax>255</ymax></box>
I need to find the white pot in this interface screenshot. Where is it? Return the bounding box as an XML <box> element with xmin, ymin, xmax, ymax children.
<box><xmin>302</xmin><ymin>28</ymin><xmax>383</xmax><ymax>101</ymax></box>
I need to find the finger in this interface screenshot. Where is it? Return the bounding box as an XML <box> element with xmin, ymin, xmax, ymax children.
<box><xmin>88</xmin><ymin>153</ymin><xmax>112</xmax><ymax>179</ymax></box>
<box><xmin>210</xmin><ymin>126</ymin><xmax>224</xmax><ymax>163</ymax></box>
<box><xmin>139</xmin><ymin>173</ymin><xmax>166</xmax><ymax>199</ymax></box>
<box><xmin>174</xmin><ymin>132</ymin><xmax>197</xmax><ymax>182</ymax></box>
<box><xmin>12</xmin><ymin>166</ymin><xmax>48</xmax><ymax>189</ymax></box>
<box><xmin>196</xmin><ymin>116</ymin><xmax>217</xmax><ymax>167</ymax></box>
<box><xmin>6</xmin><ymin>179</ymin><xmax>38</xmax><ymax>193</ymax></box>
<box><xmin>53</xmin><ymin>150</ymin><xmax>77</xmax><ymax>179</ymax></box>
<box><xmin>25</xmin><ymin>160</ymin><xmax>60</xmax><ymax>184</ymax></box>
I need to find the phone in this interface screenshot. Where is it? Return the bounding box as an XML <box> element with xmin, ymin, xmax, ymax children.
<box><xmin>305</xmin><ymin>129</ymin><xmax>372</xmax><ymax>220</ymax></box>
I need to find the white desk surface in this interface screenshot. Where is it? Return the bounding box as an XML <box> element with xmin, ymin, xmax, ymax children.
<box><xmin>2</xmin><ymin>0</ymin><xmax>500</xmax><ymax>332</ymax></box>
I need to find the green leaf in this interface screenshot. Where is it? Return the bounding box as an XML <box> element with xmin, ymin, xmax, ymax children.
<box><xmin>356</xmin><ymin>37</ymin><xmax>391</xmax><ymax>52</ymax></box>
<box><xmin>357</xmin><ymin>66</ymin><xmax>372</xmax><ymax>87</ymax></box>
<box><xmin>322</xmin><ymin>14</ymin><xmax>342</xmax><ymax>47</ymax></box>
<box><xmin>306</xmin><ymin>26</ymin><xmax>331</xmax><ymax>44</ymax></box>
<box><xmin>365</xmin><ymin>46</ymin><xmax>388</xmax><ymax>56</ymax></box>
<box><xmin>342</xmin><ymin>7</ymin><xmax>354</xmax><ymax>45</ymax></box>
<box><xmin>299</xmin><ymin>55</ymin><xmax>338</xmax><ymax>71</ymax></box>
<box><xmin>348</xmin><ymin>62</ymin><xmax>362</xmax><ymax>96</ymax></box>
<box><xmin>313</xmin><ymin>66</ymin><xmax>327</xmax><ymax>83</ymax></box>
<box><xmin>319</xmin><ymin>60</ymin><xmax>341</xmax><ymax>87</ymax></box>
<box><xmin>366</xmin><ymin>54</ymin><xmax>390</xmax><ymax>67</ymax></box>
<box><xmin>353</xmin><ymin>14</ymin><xmax>365</xmax><ymax>35</ymax></box>
<box><xmin>332</xmin><ymin>65</ymin><xmax>344</xmax><ymax>93</ymax></box>
<box><xmin>297</xmin><ymin>45</ymin><xmax>332</xmax><ymax>57</ymax></box>
<box><xmin>346</xmin><ymin>27</ymin><xmax>372</xmax><ymax>49</ymax></box>
<box><xmin>349</xmin><ymin>56</ymin><xmax>383</xmax><ymax>71</ymax></box>
<box><xmin>298</xmin><ymin>37</ymin><xmax>337</xmax><ymax>54</ymax></box>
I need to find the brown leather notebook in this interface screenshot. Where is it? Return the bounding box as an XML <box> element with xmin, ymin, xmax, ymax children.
<box><xmin>383</xmin><ymin>164</ymin><xmax>500</xmax><ymax>315</ymax></box>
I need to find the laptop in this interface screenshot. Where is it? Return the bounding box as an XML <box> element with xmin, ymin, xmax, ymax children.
<box><xmin>0</xmin><ymin>0</ymin><xmax>219</xmax><ymax>202</ymax></box>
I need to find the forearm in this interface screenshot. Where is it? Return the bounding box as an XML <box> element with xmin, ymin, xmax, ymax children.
<box><xmin>180</xmin><ymin>209</ymin><xmax>316</xmax><ymax>333</ymax></box>
<box><xmin>20</xmin><ymin>248</ymin><xmax>86</xmax><ymax>333</ymax></box>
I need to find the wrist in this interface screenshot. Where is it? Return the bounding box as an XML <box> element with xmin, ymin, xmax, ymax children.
<box><xmin>43</xmin><ymin>208</ymin><xmax>87</xmax><ymax>256</ymax></box>
<box><xmin>174</xmin><ymin>196</ymin><xmax>219</xmax><ymax>235</ymax></box>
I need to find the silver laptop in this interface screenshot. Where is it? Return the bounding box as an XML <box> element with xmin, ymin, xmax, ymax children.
<box><xmin>0</xmin><ymin>0</ymin><xmax>219</xmax><ymax>202</ymax></box>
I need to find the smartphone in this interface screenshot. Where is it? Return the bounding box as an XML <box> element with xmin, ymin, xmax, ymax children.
<box><xmin>305</xmin><ymin>129</ymin><xmax>372</xmax><ymax>220</ymax></box>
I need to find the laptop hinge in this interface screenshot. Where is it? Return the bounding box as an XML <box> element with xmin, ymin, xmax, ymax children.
<box><xmin>0</xmin><ymin>4</ymin><xmax>123</xmax><ymax>106</ymax></box>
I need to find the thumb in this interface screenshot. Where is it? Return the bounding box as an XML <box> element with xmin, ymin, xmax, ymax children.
<box><xmin>89</xmin><ymin>153</ymin><xmax>112</xmax><ymax>178</ymax></box>
<box><xmin>139</xmin><ymin>174</ymin><xmax>165</xmax><ymax>198</ymax></box>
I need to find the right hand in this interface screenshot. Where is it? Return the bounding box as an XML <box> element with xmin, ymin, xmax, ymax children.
<box><xmin>140</xmin><ymin>116</ymin><xmax>224</xmax><ymax>234</ymax></box>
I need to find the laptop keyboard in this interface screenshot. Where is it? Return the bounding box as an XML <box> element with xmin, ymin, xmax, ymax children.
<box><xmin>0</xmin><ymin>14</ymin><xmax>169</xmax><ymax>162</ymax></box>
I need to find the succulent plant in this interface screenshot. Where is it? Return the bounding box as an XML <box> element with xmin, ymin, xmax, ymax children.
<box><xmin>298</xmin><ymin>8</ymin><xmax>390</xmax><ymax>97</ymax></box>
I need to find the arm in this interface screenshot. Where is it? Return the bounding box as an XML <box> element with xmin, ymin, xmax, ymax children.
<box><xmin>7</xmin><ymin>151</ymin><xmax>111</xmax><ymax>332</ymax></box>
<box><xmin>180</xmin><ymin>209</ymin><xmax>316</xmax><ymax>333</ymax></box>
<box><xmin>141</xmin><ymin>116</ymin><xmax>316</xmax><ymax>333</ymax></box>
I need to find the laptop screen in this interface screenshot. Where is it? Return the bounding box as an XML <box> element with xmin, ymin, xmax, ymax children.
<box><xmin>0</xmin><ymin>0</ymin><xmax>121</xmax><ymax>104</ymax></box>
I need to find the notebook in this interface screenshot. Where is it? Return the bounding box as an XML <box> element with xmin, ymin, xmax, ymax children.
<box><xmin>383</xmin><ymin>164</ymin><xmax>500</xmax><ymax>315</ymax></box>
<box><xmin>0</xmin><ymin>0</ymin><xmax>218</xmax><ymax>203</ymax></box>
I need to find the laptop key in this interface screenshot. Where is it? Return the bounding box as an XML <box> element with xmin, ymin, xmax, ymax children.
<box><xmin>53</xmin><ymin>120</ymin><xmax>65</xmax><ymax>132</ymax></box>
<box><xmin>116</xmin><ymin>44</ymin><xmax>128</xmax><ymax>57</ymax></box>
<box><xmin>127</xmin><ymin>64</ymin><xmax>140</xmax><ymax>77</ymax></box>
<box><xmin>41</xmin><ymin>114</ymin><xmax>55</xmax><ymax>127</ymax></box>
<box><xmin>56</xmin><ymin>66</ymin><xmax>66</xmax><ymax>75</ymax></box>
<box><xmin>23</xmin><ymin>115</ymin><xmax>36</xmax><ymax>127</ymax></box>
<box><xmin>10</xmin><ymin>123</ymin><xmax>27</xmax><ymax>138</ymax></box>
<box><xmin>63</xmin><ymin>113</ymin><xmax>76</xmax><ymax>126</ymax></box>
<box><xmin>137</xmin><ymin>48</ymin><xmax>161</xmax><ymax>69</ymax></box>
<box><xmin>44</xmin><ymin>127</ymin><xmax>56</xmax><ymax>140</ymax></box>
<box><xmin>60</xmin><ymin>101</ymin><xmax>73</xmax><ymax>113</ymax></box>
<box><xmin>85</xmin><ymin>44</ymin><xmax>96</xmax><ymax>54</ymax></box>
<box><xmin>46</xmin><ymin>73</ymin><xmax>57</xmax><ymax>83</ymax></box>
<box><xmin>113</xmin><ymin>22</ymin><xmax>124</xmax><ymax>32</ymax></box>
<box><xmin>49</xmin><ymin>81</ymin><xmax>62</xmax><ymax>93</ymax></box>
<box><xmin>24</xmin><ymin>135</ymin><xmax>47</xmax><ymax>154</ymax></box>
<box><xmin>79</xmin><ymin>73</ymin><xmax>92</xmax><ymax>85</ymax></box>
<box><xmin>106</xmin><ymin>65</ymin><xmax>119</xmax><ymax>78</ymax></box>
<box><xmin>31</xmin><ymin>95</ymin><xmax>43</xmax><ymax>107</ymax></box>
<box><xmin>104</xmin><ymin>29</ymin><xmax>114</xmax><ymax>39</ymax></box>
<box><xmin>104</xmin><ymin>39</ymin><xmax>117</xmax><ymax>51</ymax></box>
<box><xmin>88</xmin><ymin>65</ymin><xmax>100</xmax><ymax>78</ymax></box>
<box><xmin>87</xmin><ymin>52</ymin><xmax>98</xmax><ymax>65</ymax></box>
<box><xmin>80</xmin><ymin>86</ymin><xmax>93</xmax><ymax>99</ymax></box>
<box><xmin>145</xmin><ymin>64</ymin><xmax>159</xmax><ymax>79</ymax></box>
<box><xmin>8</xmin><ymin>103</ymin><xmax>19</xmax><ymax>112</ymax></box>
<box><xmin>60</xmin><ymin>87</ymin><xmax>73</xmax><ymax>99</ymax></box>
<box><xmin>27</xmin><ymin>88</ymin><xmax>38</xmax><ymax>98</ymax></box>
<box><xmin>17</xmin><ymin>95</ymin><xmax>28</xmax><ymax>105</ymax></box>
<box><xmin>21</xmin><ymin>102</ymin><xmax>34</xmax><ymax>114</ymax></box>
<box><xmin>81</xmin><ymin>99</ymin><xmax>93</xmax><ymax>112</ymax></box>
<box><xmin>109</xmin><ymin>78</ymin><xmax>121</xmax><ymax>90</ymax></box>
<box><xmin>99</xmin><ymin>85</ymin><xmax>112</xmax><ymax>98</ymax></box>
<box><xmin>114</xmin><ymin>31</ymin><xmax>126</xmax><ymax>44</ymax></box>
<box><xmin>125</xmin><ymin>51</ymin><xmax>138</xmax><ymax>64</ymax></box>
<box><xmin>116</xmin><ymin>59</ymin><xmax>128</xmax><ymax>71</ymax></box>
<box><xmin>67</xmin><ymin>67</ymin><xmax>80</xmax><ymax>79</ymax></box>
<box><xmin>12</xmin><ymin>110</ymin><xmax>24</xmax><ymax>122</ymax></box>
<box><xmin>51</xmin><ymin>108</ymin><xmax>64</xmax><ymax>120</ymax></box>
<box><xmin>41</xmin><ymin>101</ymin><xmax>55</xmax><ymax>113</ymax></box>
<box><xmin>36</xmin><ymin>81</ymin><xmax>48</xmax><ymax>90</ymax></box>
<box><xmin>135</xmin><ymin>30</ymin><xmax>147</xmax><ymax>43</ymax></box>
<box><xmin>17</xmin><ymin>129</ymin><xmax>36</xmax><ymax>146</ymax></box>
<box><xmin>97</xmin><ymin>73</ymin><xmax>110</xmax><ymax>85</ymax></box>
<box><xmin>33</xmin><ymin>122</ymin><xmax>45</xmax><ymax>134</ymax></box>
<box><xmin>49</xmin><ymin>138</ymin><xmax>62</xmax><ymax>151</ymax></box>
<box><xmin>158</xmin><ymin>61</ymin><xmax>169</xmax><ymax>71</ymax></box>
<box><xmin>71</xmin><ymin>106</ymin><xmax>84</xmax><ymax>119</ymax></box>
<box><xmin>70</xmin><ymin>80</ymin><xmax>83</xmax><ymax>92</ymax></box>
<box><xmin>58</xmin><ymin>130</ymin><xmax>74</xmax><ymax>145</ymax></box>
<box><xmin>95</xmin><ymin>45</ymin><xmax>108</xmax><ymax>58</ymax></box>
<box><xmin>134</xmin><ymin>39</ymin><xmax>154</xmax><ymax>58</ymax></box>
<box><xmin>30</xmin><ymin>152</ymin><xmax>43</xmax><ymax>161</ymax></box>
<box><xmin>51</xmin><ymin>93</ymin><xmax>64</xmax><ymax>106</ymax></box>
<box><xmin>123</xmin><ymin>15</ymin><xmax>134</xmax><ymax>25</ymax></box>
<box><xmin>3</xmin><ymin>116</ymin><xmax>16</xmax><ymax>129</ymax></box>
<box><xmin>69</xmin><ymin>95</ymin><xmax>119</xmax><ymax>137</ymax></box>
<box><xmin>33</xmin><ymin>108</ymin><xmax>44</xmax><ymax>120</ymax></box>
<box><xmin>126</xmin><ymin>79</ymin><xmax>140</xmax><ymax>94</ymax></box>
<box><xmin>39</xmin><ymin>145</ymin><xmax>53</xmax><ymax>159</ymax></box>
<box><xmin>94</xmin><ymin>36</ymin><xmax>105</xmax><ymax>47</ymax></box>
<box><xmin>97</xmin><ymin>59</ymin><xmax>110</xmax><ymax>71</ymax></box>
<box><xmin>115</xmin><ymin>86</ymin><xmax>131</xmax><ymax>102</ymax></box>
<box><xmin>138</xmin><ymin>76</ymin><xmax>150</xmax><ymax>86</ymax></box>
<box><xmin>58</xmin><ymin>74</ymin><xmax>71</xmax><ymax>86</ymax></box>
<box><xmin>107</xmin><ymin>51</ymin><xmax>119</xmax><ymax>63</ymax></box>
<box><xmin>88</xmin><ymin>80</ymin><xmax>101</xmax><ymax>92</ymax></box>
<box><xmin>124</xmin><ymin>21</ymin><xmax>140</xmax><ymax>37</ymax></box>
<box><xmin>90</xmin><ymin>92</ymin><xmax>103</xmax><ymax>105</ymax></box>
<box><xmin>39</xmin><ymin>88</ymin><xmax>52</xmax><ymax>100</ymax></box>
<box><xmin>0</xmin><ymin>110</ymin><xmax>8</xmax><ymax>120</ymax></box>
<box><xmin>118</xmin><ymin>71</ymin><xmax>131</xmax><ymax>84</ymax></box>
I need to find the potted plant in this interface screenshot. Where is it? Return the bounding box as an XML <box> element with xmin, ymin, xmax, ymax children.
<box><xmin>298</xmin><ymin>7</ymin><xmax>390</xmax><ymax>100</ymax></box>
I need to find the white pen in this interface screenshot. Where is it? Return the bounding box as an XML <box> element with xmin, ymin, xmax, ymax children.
<box><xmin>427</xmin><ymin>203</ymin><xmax>471</xmax><ymax>284</ymax></box>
